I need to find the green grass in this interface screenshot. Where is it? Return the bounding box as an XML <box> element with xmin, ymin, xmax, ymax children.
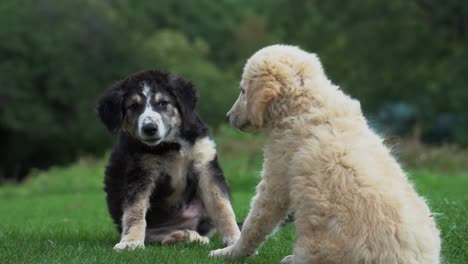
<box><xmin>0</xmin><ymin>128</ymin><xmax>466</xmax><ymax>263</ymax></box>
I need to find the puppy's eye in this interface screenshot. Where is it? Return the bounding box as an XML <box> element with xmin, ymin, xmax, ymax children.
<box><xmin>157</xmin><ymin>101</ymin><xmax>169</xmax><ymax>108</ymax></box>
<box><xmin>240</xmin><ymin>88</ymin><xmax>245</xmax><ymax>94</ymax></box>
<box><xmin>128</xmin><ymin>103</ymin><xmax>139</xmax><ymax>110</ymax></box>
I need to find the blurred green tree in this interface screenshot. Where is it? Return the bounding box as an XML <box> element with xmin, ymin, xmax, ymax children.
<box><xmin>0</xmin><ymin>0</ymin><xmax>127</xmax><ymax>179</ymax></box>
<box><xmin>0</xmin><ymin>0</ymin><xmax>466</xmax><ymax>181</ymax></box>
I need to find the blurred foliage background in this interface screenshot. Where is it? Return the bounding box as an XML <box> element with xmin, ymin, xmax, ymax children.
<box><xmin>0</xmin><ymin>0</ymin><xmax>467</xmax><ymax>181</ymax></box>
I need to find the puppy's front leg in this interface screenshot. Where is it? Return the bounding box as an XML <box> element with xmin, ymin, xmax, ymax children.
<box><xmin>210</xmin><ymin>178</ymin><xmax>290</xmax><ymax>258</ymax></box>
<box><xmin>197</xmin><ymin>157</ymin><xmax>240</xmax><ymax>246</ymax></box>
<box><xmin>193</xmin><ymin>137</ymin><xmax>240</xmax><ymax>246</ymax></box>
<box><xmin>114</xmin><ymin>186</ymin><xmax>152</xmax><ymax>250</ymax></box>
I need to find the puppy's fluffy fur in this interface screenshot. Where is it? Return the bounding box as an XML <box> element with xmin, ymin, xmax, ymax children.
<box><xmin>210</xmin><ymin>45</ymin><xmax>441</xmax><ymax>263</ymax></box>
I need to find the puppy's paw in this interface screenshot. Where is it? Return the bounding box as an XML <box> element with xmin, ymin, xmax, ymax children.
<box><xmin>209</xmin><ymin>245</ymin><xmax>238</xmax><ymax>259</ymax></box>
<box><xmin>280</xmin><ymin>255</ymin><xmax>295</xmax><ymax>264</ymax></box>
<box><xmin>161</xmin><ymin>229</ymin><xmax>210</xmax><ymax>245</ymax></box>
<box><xmin>113</xmin><ymin>240</ymin><xmax>144</xmax><ymax>251</ymax></box>
<box><xmin>209</xmin><ymin>243</ymin><xmax>255</xmax><ymax>259</ymax></box>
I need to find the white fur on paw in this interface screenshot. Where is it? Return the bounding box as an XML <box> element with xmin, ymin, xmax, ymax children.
<box><xmin>280</xmin><ymin>255</ymin><xmax>295</xmax><ymax>264</ymax></box>
<box><xmin>161</xmin><ymin>230</ymin><xmax>209</xmax><ymax>245</ymax></box>
<box><xmin>209</xmin><ymin>244</ymin><xmax>253</xmax><ymax>259</ymax></box>
<box><xmin>209</xmin><ymin>246</ymin><xmax>235</xmax><ymax>258</ymax></box>
<box><xmin>113</xmin><ymin>240</ymin><xmax>144</xmax><ymax>251</ymax></box>
<box><xmin>198</xmin><ymin>236</ymin><xmax>210</xmax><ymax>244</ymax></box>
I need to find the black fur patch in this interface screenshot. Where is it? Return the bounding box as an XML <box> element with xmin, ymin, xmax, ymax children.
<box><xmin>96</xmin><ymin>80</ymin><xmax>125</xmax><ymax>133</ymax></box>
<box><xmin>153</xmin><ymin>173</ymin><xmax>174</xmax><ymax>199</ymax></box>
<box><xmin>209</xmin><ymin>156</ymin><xmax>230</xmax><ymax>196</ymax></box>
<box><xmin>196</xmin><ymin>217</ymin><xmax>214</xmax><ymax>236</ymax></box>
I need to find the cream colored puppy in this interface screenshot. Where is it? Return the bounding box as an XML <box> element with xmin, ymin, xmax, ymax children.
<box><xmin>210</xmin><ymin>45</ymin><xmax>440</xmax><ymax>264</ymax></box>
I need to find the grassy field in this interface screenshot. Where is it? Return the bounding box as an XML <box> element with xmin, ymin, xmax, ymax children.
<box><xmin>0</xmin><ymin>127</ymin><xmax>466</xmax><ymax>263</ymax></box>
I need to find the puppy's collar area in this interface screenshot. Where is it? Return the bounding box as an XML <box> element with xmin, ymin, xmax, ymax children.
<box><xmin>120</xmin><ymin>132</ymin><xmax>181</xmax><ymax>155</ymax></box>
<box><xmin>141</xmin><ymin>126</ymin><xmax>173</xmax><ymax>147</ymax></box>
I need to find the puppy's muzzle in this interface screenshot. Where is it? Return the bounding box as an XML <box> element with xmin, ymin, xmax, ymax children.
<box><xmin>142</xmin><ymin>123</ymin><xmax>158</xmax><ymax>137</ymax></box>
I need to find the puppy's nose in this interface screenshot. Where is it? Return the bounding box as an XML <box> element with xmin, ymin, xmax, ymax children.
<box><xmin>142</xmin><ymin>123</ymin><xmax>158</xmax><ymax>136</ymax></box>
<box><xmin>225</xmin><ymin>114</ymin><xmax>230</xmax><ymax>123</ymax></box>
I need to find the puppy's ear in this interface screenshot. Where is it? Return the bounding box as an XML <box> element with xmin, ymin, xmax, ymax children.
<box><xmin>168</xmin><ymin>76</ymin><xmax>198</xmax><ymax>132</ymax></box>
<box><xmin>96</xmin><ymin>80</ymin><xmax>125</xmax><ymax>134</ymax></box>
<box><xmin>247</xmin><ymin>86</ymin><xmax>279</xmax><ymax>128</ymax></box>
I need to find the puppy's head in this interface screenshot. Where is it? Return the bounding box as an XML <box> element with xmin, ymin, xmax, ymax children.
<box><xmin>225</xmin><ymin>78</ymin><xmax>278</xmax><ymax>132</ymax></box>
<box><xmin>96</xmin><ymin>70</ymin><xmax>198</xmax><ymax>146</ymax></box>
<box><xmin>226</xmin><ymin>44</ymin><xmax>323</xmax><ymax>131</ymax></box>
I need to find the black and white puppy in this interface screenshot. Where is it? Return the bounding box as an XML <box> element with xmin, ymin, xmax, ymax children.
<box><xmin>96</xmin><ymin>70</ymin><xmax>240</xmax><ymax>250</ymax></box>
